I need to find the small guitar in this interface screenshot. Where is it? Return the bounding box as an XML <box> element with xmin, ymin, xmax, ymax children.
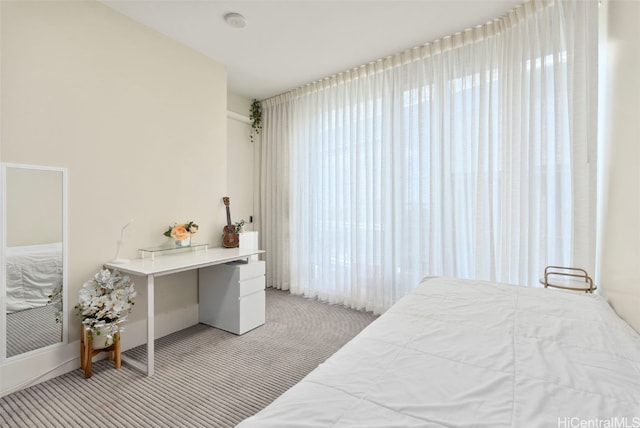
<box><xmin>222</xmin><ymin>196</ymin><xmax>239</xmax><ymax>248</ymax></box>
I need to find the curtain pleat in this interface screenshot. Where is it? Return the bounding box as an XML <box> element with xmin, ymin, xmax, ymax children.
<box><xmin>259</xmin><ymin>0</ymin><xmax>598</xmax><ymax>314</ymax></box>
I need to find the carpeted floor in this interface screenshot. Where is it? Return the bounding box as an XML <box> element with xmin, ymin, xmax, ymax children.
<box><xmin>0</xmin><ymin>288</ymin><xmax>377</xmax><ymax>428</ymax></box>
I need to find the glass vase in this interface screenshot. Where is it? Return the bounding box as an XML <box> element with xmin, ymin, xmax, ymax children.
<box><xmin>175</xmin><ymin>235</ymin><xmax>191</xmax><ymax>247</ymax></box>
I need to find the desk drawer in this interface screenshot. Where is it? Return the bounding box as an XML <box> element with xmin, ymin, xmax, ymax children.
<box><xmin>238</xmin><ymin>290</ymin><xmax>265</xmax><ymax>334</ymax></box>
<box><xmin>240</xmin><ymin>275</ymin><xmax>265</xmax><ymax>297</ymax></box>
<box><xmin>225</xmin><ymin>260</ymin><xmax>265</xmax><ymax>281</ymax></box>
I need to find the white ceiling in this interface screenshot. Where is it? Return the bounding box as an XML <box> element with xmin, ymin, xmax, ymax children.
<box><xmin>101</xmin><ymin>0</ymin><xmax>525</xmax><ymax>100</ymax></box>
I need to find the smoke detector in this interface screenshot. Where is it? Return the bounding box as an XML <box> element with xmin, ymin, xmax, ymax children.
<box><xmin>224</xmin><ymin>12</ymin><xmax>247</xmax><ymax>29</ymax></box>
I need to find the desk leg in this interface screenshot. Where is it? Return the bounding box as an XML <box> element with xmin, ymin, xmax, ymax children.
<box><xmin>120</xmin><ymin>274</ymin><xmax>155</xmax><ymax>376</ymax></box>
<box><xmin>147</xmin><ymin>274</ymin><xmax>155</xmax><ymax>376</ymax></box>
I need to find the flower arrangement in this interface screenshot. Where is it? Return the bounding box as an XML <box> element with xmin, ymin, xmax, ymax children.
<box><xmin>75</xmin><ymin>269</ymin><xmax>136</xmax><ymax>347</ymax></box>
<box><xmin>234</xmin><ymin>219</ymin><xmax>245</xmax><ymax>234</ymax></box>
<box><xmin>164</xmin><ymin>221</ymin><xmax>198</xmax><ymax>240</ymax></box>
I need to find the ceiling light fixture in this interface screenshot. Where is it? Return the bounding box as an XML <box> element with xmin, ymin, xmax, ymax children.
<box><xmin>224</xmin><ymin>12</ymin><xmax>247</xmax><ymax>29</ymax></box>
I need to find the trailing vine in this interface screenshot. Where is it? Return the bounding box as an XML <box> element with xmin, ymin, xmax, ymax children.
<box><xmin>250</xmin><ymin>99</ymin><xmax>262</xmax><ymax>143</ymax></box>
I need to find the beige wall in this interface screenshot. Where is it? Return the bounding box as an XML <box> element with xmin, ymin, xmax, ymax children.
<box><xmin>226</xmin><ymin>115</ymin><xmax>255</xmax><ymax>232</ymax></box>
<box><xmin>599</xmin><ymin>0</ymin><xmax>640</xmax><ymax>333</ymax></box>
<box><xmin>226</xmin><ymin>91</ymin><xmax>258</xmax><ymax>234</ymax></box>
<box><xmin>227</xmin><ymin>91</ymin><xmax>253</xmax><ymax>116</ymax></box>
<box><xmin>1</xmin><ymin>0</ymin><xmax>227</xmax><ymax>393</ymax></box>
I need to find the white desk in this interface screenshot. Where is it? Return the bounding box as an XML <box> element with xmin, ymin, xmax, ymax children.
<box><xmin>104</xmin><ymin>247</ymin><xmax>264</xmax><ymax>376</ymax></box>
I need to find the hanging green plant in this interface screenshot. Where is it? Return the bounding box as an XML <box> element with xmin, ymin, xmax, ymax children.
<box><xmin>250</xmin><ymin>99</ymin><xmax>262</xmax><ymax>143</ymax></box>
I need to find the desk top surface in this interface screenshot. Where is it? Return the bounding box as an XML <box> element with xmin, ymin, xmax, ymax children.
<box><xmin>104</xmin><ymin>247</ymin><xmax>264</xmax><ymax>277</ymax></box>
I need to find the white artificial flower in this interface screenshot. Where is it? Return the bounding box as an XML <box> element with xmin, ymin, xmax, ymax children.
<box><xmin>75</xmin><ymin>269</ymin><xmax>135</xmax><ymax>335</ymax></box>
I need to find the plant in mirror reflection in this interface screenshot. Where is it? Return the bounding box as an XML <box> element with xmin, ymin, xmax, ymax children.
<box><xmin>47</xmin><ymin>283</ymin><xmax>63</xmax><ymax>324</ymax></box>
<box><xmin>75</xmin><ymin>269</ymin><xmax>136</xmax><ymax>347</ymax></box>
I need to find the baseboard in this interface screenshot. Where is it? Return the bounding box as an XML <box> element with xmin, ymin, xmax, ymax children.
<box><xmin>0</xmin><ymin>304</ymin><xmax>199</xmax><ymax>397</ymax></box>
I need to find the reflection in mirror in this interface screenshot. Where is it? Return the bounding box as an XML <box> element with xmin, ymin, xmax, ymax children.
<box><xmin>3</xmin><ymin>164</ymin><xmax>67</xmax><ymax>359</ymax></box>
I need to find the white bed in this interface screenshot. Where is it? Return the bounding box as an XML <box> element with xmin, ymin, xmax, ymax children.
<box><xmin>5</xmin><ymin>242</ymin><xmax>62</xmax><ymax>313</ymax></box>
<box><xmin>238</xmin><ymin>277</ymin><xmax>640</xmax><ymax>427</ymax></box>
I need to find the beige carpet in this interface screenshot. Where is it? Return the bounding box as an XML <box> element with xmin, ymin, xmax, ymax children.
<box><xmin>0</xmin><ymin>288</ymin><xmax>377</xmax><ymax>428</ymax></box>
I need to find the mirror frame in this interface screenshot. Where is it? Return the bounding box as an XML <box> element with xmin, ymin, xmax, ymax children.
<box><xmin>0</xmin><ymin>163</ymin><xmax>68</xmax><ymax>362</ymax></box>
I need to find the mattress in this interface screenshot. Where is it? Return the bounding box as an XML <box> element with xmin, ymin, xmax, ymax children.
<box><xmin>5</xmin><ymin>243</ymin><xmax>63</xmax><ymax>313</ymax></box>
<box><xmin>237</xmin><ymin>277</ymin><xmax>640</xmax><ymax>427</ymax></box>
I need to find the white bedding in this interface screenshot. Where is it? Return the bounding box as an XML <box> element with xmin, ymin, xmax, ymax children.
<box><xmin>238</xmin><ymin>277</ymin><xmax>640</xmax><ymax>427</ymax></box>
<box><xmin>5</xmin><ymin>243</ymin><xmax>62</xmax><ymax>313</ymax></box>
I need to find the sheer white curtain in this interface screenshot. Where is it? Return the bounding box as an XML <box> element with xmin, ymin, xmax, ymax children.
<box><xmin>259</xmin><ymin>0</ymin><xmax>598</xmax><ymax>314</ymax></box>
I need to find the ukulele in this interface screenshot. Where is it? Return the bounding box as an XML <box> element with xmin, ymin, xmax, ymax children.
<box><xmin>222</xmin><ymin>196</ymin><xmax>239</xmax><ymax>248</ymax></box>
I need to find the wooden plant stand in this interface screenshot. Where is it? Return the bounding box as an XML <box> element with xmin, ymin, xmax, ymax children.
<box><xmin>80</xmin><ymin>325</ymin><xmax>121</xmax><ymax>379</ymax></box>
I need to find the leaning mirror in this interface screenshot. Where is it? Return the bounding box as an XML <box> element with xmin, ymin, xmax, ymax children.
<box><xmin>1</xmin><ymin>163</ymin><xmax>67</xmax><ymax>360</ymax></box>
